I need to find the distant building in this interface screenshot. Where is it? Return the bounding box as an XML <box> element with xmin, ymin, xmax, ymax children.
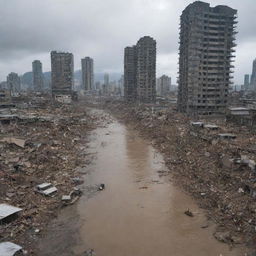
<box><xmin>158</xmin><ymin>75</ymin><xmax>171</xmax><ymax>97</ymax></box>
<box><xmin>102</xmin><ymin>73</ymin><xmax>110</xmax><ymax>95</ymax></box>
<box><xmin>104</xmin><ymin>73</ymin><xmax>109</xmax><ymax>87</ymax></box>
<box><xmin>119</xmin><ymin>75</ymin><xmax>124</xmax><ymax>96</ymax></box>
<box><xmin>178</xmin><ymin>1</ymin><xmax>237</xmax><ymax>115</ymax></box>
<box><xmin>95</xmin><ymin>81</ymin><xmax>101</xmax><ymax>90</ymax></box>
<box><xmin>7</xmin><ymin>72</ymin><xmax>21</xmax><ymax>94</ymax></box>
<box><xmin>81</xmin><ymin>57</ymin><xmax>94</xmax><ymax>91</ymax></box>
<box><xmin>0</xmin><ymin>81</ymin><xmax>8</xmax><ymax>90</ymax></box>
<box><xmin>244</xmin><ymin>74</ymin><xmax>250</xmax><ymax>90</ymax></box>
<box><xmin>124</xmin><ymin>36</ymin><xmax>156</xmax><ymax>103</ymax></box>
<box><xmin>32</xmin><ymin>60</ymin><xmax>44</xmax><ymax>91</ymax></box>
<box><xmin>51</xmin><ymin>51</ymin><xmax>74</xmax><ymax>97</ymax></box>
<box><xmin>124</xmin><ymin>46</ymin><xmax>137</xmax><ymax>101</ymax></box>
<box><xmin>250</xmin><ymin>59</ymin><xmax>256</xmax><ymax>90</ymax></box>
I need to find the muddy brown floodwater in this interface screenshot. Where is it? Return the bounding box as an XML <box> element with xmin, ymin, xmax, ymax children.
<box><xmin>37</xmin><ymin>111</ymin><xmax>244</xmax><ymax>256</ymax></box>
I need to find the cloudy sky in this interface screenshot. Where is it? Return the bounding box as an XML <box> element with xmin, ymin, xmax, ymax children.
<box><xmin>0</xmin><ymin>0</ymin><xmax>255</xmax><ymax>84</ymax></box>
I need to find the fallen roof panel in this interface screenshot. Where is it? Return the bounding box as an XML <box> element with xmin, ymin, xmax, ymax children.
<box><xmin>0</xmin><ymin>204</ymin><xmax>22</xmax><ymax>221</ymax></box>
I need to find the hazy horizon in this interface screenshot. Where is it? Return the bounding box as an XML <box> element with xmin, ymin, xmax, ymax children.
<box><xmin>0</xmin><ymin>0</ymin><xmax>256</xmax><ymax>85</ymax></box>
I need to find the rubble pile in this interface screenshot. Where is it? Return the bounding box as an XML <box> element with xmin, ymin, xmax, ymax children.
<box><xmin>0</xmin><ymin>103</ymin><xmax>96</xmax><ymax>254</ymax></box>
<box><xmin>107</xmin><ymin>101</ymin><xmax>256</xmax><ymax>250</ymax></box>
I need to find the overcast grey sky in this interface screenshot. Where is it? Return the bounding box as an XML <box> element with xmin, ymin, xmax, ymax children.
<box><xmin>0</xmin><ymin>0</ymin><xmax>255</xmax><ymax>84</ymax></box>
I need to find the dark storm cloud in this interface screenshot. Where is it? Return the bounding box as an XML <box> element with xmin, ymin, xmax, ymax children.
<box><xmin>0</xmin><ymin>0</ymin><xmax>255</xmax><ymax>84</ymax></box>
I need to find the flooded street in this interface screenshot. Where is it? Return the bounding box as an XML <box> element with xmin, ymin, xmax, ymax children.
<box><xmin>38</xmin><ymin>111</ymin><xmax>243</xmax><ymax>256</ymax></box>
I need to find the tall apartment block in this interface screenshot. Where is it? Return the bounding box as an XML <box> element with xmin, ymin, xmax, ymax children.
<box><xmin>136</xmin><ymin>36</ymin><xmax>156</xmax><ymax>103</ymax></box>
<box><xmin>81</xmin><ymin>57</ymin><xmax>94</xmax><ymax>91</ymax></box>
<box><xmin>124</xmin><ymin>36</ymin><xmax>156</xmax><ymax>103</ymax></box>
<box><xmin>124</xmin><ymin>46</ymin><xmax>137</xmax><ymax>100</ymax></box>
<box><xmin>244</xmin><ymin>74</ymin><xmax>250</xmax><ymax>91</ymax></box>
<box><xmin>250</xmin><ymin>59</ymin><xmax>256</xmax><ymax>90</ymax></box>
<box><xmin>178</xmin><ymin>1</ymin><xmax>237</xmax><ymax>115</ymax></box>
<box><xmin>32</xmin><ymin>60</ymin><xmax>44</xmax><ymax>91</ymax></box>
<box><xmin>7</xmin><ymin>72</ymin><xmax>21</xmax><ymax>94</ymax></box>
<box><xmin>51</xmin><ymin>51</ymin><xmax>74</xmax><ymax>96</ymax></box>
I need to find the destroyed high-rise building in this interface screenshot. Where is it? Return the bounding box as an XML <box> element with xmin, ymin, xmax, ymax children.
<box><xmin>250</xmin><ymin>59</ymin><xmax>256</xmax><ymax>90</ymax></box>
<box><xmin>136</xmin><ymin>36</ymin><xmax>156</xmax><ymax>103</ymax></box>
<box><xmin>51</xmin><ymin>51</ymin><xmax>74</xmax><ymax>97</ymax></box>
<box><xmin>32</xmin><ymin>60</ymin><xmax>44</xmax><ymax>92</ymax></box>
<box><xmin>244</xmin><ymin>74</ymin><xmax>250</xmax><ymax>91</ymax></box>
<box><xmin>81</xmin><ymin>57</ymin><xmax>94</xmax><ymax>91</ymax></box>
<box><xmin>178</xmin><ymin>1</ymin><xmax>237</xmax><ymax>115</ymax></box>
<box><xmin>124</xmin><ymin>46</ymin><xmax>137</xmax><ymax>101</ymax></box>
<box><xmin>7</xmin><ymin>72</ymin><xmax>21</xmax><ymax>94</ymax></box>
<box><xmin>124</xmin><ymin>36</ymin><xmax>156</xmax><ymax>103</ymax></box>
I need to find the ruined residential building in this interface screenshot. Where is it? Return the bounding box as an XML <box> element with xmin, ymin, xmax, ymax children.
<box><xmin>124</xmin><ymin>46</ymin><xmax>137</xmax><ymax>101</ymax></box>
<box><xmin>32</xmin><ymin>60</ymin><xmax>44</xmax><ymax>91</ymax></box>
<box><xmin>51</xmin><ymin>51</ymin><xmax>74</xmax><ymax>98</ymax></box>
<box><xmin>81</xmin><ymin>57</ymin><xmax>94</xmax><ymax>91</ymax></box>
<box><xmin>250</xmin><ymin>59</ymin><xmax>256</xmax><ymax>90</ymax></box>
<box><xmin>158</xmin><ymin>75</ymin><xmax>171</xmax><ymax>97</ymax></box>
<box><xmin>244</xmin><ymin>74</ymin><xmax>250</xmax><ymax>91</ymax></box>
<box><xmin>136</xmin><ymin>36</ymin><xmax>156</xmax><ymax>103</ymax></box>
<box><xmin>7</xmin><ymin>72</ymin><xmax>21</xmax><ymax>95</ymax></box>
<box><xmin>124</xmin><ymin>36</ymin><xmax>156</xmax><ymax>103</ymax></box>
<box><xmin>178</xmin><ymin>1</ymin><xmax>237</xmax><ymax>115</ymax></box>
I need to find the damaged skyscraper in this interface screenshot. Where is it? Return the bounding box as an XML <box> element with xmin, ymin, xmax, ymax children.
<box><xmin>124</xmin><ymin>36</ymin><xmax>156</xmax><ymax>103</ymax></box>
<box><xmin>81</xmin><ymin>57</ymin><xmax>94</xmax><ymax>91</ymax></box>
<box><xmin>178</xmin><ymin>1</ymin><xmax>237</xmax><ymax>115</ymax></box>
<box><xmin>124</xmin><ymin>46</ymin><xmax>137</xmax><ymax>101</ymax></box>
<box><xmin>51</xmin><ymin>51</ymin><xmax>74</xmax><ymax>99</ymax></box>
<box><xmin>7</xmin><ymin>72</ymin><xmax>21</xmax><ymax>95</ymax></box>
<box><xmin>32</xmin><ymin>60</ymin><xmax>44</xmax><ymax>92</ymax></box>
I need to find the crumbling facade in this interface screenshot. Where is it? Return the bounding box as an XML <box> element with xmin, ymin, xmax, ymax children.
<box><xmin>250</xmin><ymin>59</ymin><xmax>256</xmax><ymax>90</ymax></box>
<box><xmin>32</xmin><ymin>60</ymin><xmax>44</xmax><ymax>92</ymax></box>
<box><xmin>81</xmin><ymin>57</ymin><xmax>94</xmax><ymax>91</ymax></box>
<box><xmin>124</xmin><ymin>36</ymin><xmax>156</xmax><ymax>103</ymax></box>
<box><xmin>124</xmin><ymin>46</ymin><xmax>137</xmax><ymax>101</ymax></box>
<box><xmin>7</xmin><ymin>72</ymin><xmax>21</xmax><ymax>95</ymax></box>
<box><xmin>178</xmin><ymin>1</ymin><xmax>237</xmax><ymax>115</ymax></box>
<box><xmin>51</xmin><ymin>51</ymin><xmax>74</xmax><ymax>97</ymax></box>
<box><xmin>136</xmin><ymin>36</ymin><xmax>156</xmax><ymax>103</ymax></box>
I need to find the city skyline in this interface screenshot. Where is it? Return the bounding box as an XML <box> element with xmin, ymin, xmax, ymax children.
<box><xmin>0</xmin><ymin>0</ymin><xmax>256</xmax><ymax>85</ymax></box>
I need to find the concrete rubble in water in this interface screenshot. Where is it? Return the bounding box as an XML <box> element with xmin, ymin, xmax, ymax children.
<box><xmin>106</xmin><ymin>101</ymin><xmax>256</xmax><ymax>252</ymax></box>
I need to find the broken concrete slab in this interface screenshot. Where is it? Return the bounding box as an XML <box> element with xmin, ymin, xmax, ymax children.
<box><xmin>36</xmin><ymin>183</ymin><xmax>52</xmax><ymax>191</ymax></box>
<box><xmin>0</xmin><ymin>137</ymin><xmax>26</xmax><ymax>148</ymax></box>
<box><xmin>190</xmin><ymin>121</ymin><xmax>204</xmax><ymax>127</ymax></box>
<box><xmin>218</xmin><ymin>133</ymin><xmax>236</xmax><ymax>140</ymax></box>
<box><xmin>0</xmin><ymin>204</ymin><xmax>22</xmax><ymax>222</ymax></box>
<box><xmin>62</xmin><ymin>195</ymin><xmax>71</xmax><ymax>202</ymax></box>
<box><xmin>0</xmin><ymin>242</ymin><xmax>22</xmax><ymax>256</ymax></box>
<box><xmin>36</xmin><ymin>183</ymin><xmax>58</xmax><ymax>196</ymax></box>
<box><xmin>41</xmin><ymin>187</ymin><xmax>58</xmax><ymax>196</ymax></box>
<box><xmin>204</xmin><ymin>124</ymin><xmax>219</xmax><ymax>130</ymax></box>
